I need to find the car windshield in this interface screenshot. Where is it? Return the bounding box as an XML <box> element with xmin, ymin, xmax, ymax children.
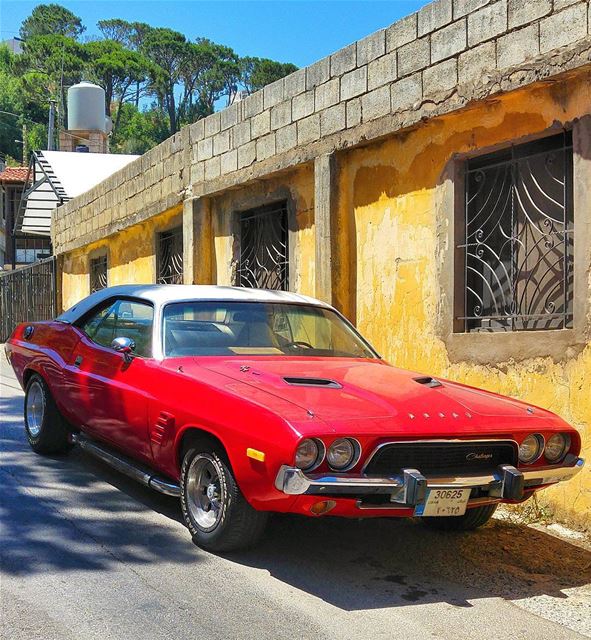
<box><xmin>162</xmin><ymin>301</ymin><xmax>377</xmax><ymax>358</ymax></box>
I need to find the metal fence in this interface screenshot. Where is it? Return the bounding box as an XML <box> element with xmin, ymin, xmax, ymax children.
<box><xmin>0</xmin><ymin>256</ymin><xmax>57</xmax><ymax>342</ymax></box>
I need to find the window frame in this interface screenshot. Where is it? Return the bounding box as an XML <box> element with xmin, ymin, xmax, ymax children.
<box><xmin>89</xmin><ymin>253</ymin><xmax>108</xmax><ymax>293</ymax></box>
<box><xmin>156</xmin><ymin>225</ymin><xmax>184</xmax><ymax>285</ymax></box>
<box><xmin>74</xmin><ymin>295</ymin><xmax>155</xmax><ymax>359</ymax></box>
<box><xmin>437</xmin><ymin>120</ymin><xmax>591</xmax><ymax>364</ymax></box>
<box><xmin>159</xmin><ymin>299</ymin><xmax>380</xmax><ymax>360</ymax></box>
<box><xmin>457</xmin><ymin>131</ymin><xmax>574</xmax><ymax>334</ymax></box>
<box><xmin>235</xmin><ymin>201</ymin><xmax>289</xmax><ymax>291</ymax></box>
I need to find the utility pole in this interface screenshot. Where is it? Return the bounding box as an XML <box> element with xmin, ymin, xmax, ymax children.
<box><xmin>22</xmin><ymin>123</ymin><xmax>28</xmax><ymax>165</ymax></box>
<box><xmin>47</xmin><ymin>100</ymin><xmax>57</xmax><ymax>151</ymax></box>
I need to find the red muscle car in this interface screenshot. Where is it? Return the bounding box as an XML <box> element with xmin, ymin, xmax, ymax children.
<box><xmin>5</xmin><ymin>285</ymin><xmax>584</xmax><ymax>551</ymax></box>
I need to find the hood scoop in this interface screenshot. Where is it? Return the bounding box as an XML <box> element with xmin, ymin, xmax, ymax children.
<box><xmin>283</xmin><ymin>377</ymin><xmax>342</xmax><ymax>389</ymax></box>
<box><xmin>413</xmin><ymin>376</ymin><xmax>443</xmax><ymax>388</ymax></box>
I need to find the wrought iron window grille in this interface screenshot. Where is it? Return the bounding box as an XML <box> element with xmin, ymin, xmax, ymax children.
<box><xmin>89</xmin><ymin>255</ymin><xmax>108</xmax><ymax>293</ymax></box>
<box><xmin>157</xmin><ymin>226</ymin><xmax>184</xmax><ymax>285</ymax></box>
<box><xmin>458</xmin><ymin>132</ymin><xmax>573</xmax><ymax>332</ymax></box>
<box><xmin>237</xmin><ymin>202</ymin><xmax>289</xmax><ymax>291</ymax></box>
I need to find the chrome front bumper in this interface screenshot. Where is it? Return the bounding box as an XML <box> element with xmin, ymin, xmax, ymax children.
<box><xmin>274</xmin><ymin>455</ymin><xmax>584</xmax><ymax>505</ymax></box>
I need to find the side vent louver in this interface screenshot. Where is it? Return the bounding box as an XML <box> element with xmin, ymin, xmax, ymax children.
<box><xmin>152</xmin><ymin>412</ymin><xmax>175</xmax><ymax>445</ymax></box>
<box><xmin>283</xmin><ymin>377</ymin><xmax>342</xmax><ymax>389</ymax></box>
<box><xmin>413</xmin><ymin>376</ymin><xmax>443</xmax><ymax>388</ymax></box>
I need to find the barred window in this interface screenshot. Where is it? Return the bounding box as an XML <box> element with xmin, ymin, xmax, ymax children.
<box><xmin>89</xmin><ymin>255</ymin><xmax>108</xmax><ymax>293</ymax></box>
<box><xmin>157</xmin><ymin>226</ymin><xmax>183</xmax><ymax>284</ymax></box>
<box><xmin>457</xmin><ymin>132</ymin><xmax>573</xmax><ymax>332</ymax></box>
<box><xmin>236</xmin><ymin>202</ymin><xmax>288</xmax><ymax>291</ymax></box>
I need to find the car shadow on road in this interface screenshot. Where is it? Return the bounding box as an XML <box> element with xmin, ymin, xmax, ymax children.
<box><xmin>2</xmin><ymin>390</ymin><xmax>590</xmax><ymax>613</ymax></box>
<box><xmin>0</xmin><ymin>394</ymin><xmax>193</xmax><ymax>577</ymax></box>
<box><xmin>228</xmin><ymin>511</ymin><xmax>591</xmax><ymax>610</ymax></box>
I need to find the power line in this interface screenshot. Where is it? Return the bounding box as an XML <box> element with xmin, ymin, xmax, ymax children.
<box><xmin>0</xmin><ymin>113</ymin><xmax>94</xmax><ymax>145</ymax></box>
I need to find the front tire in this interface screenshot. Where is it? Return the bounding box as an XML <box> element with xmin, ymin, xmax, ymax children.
<box><xmin>421</xmin><ymin>503</ymin><xmax>498</xmax><ymax>531</ymax></box>
<box><xmin>24</xmin><ymin>374</ymin><xmax>71</xmax><ymax>454</ymax></box>
<box><xmin>180</xmin><ymin>444</ymin><xmax>268</xmax><ymax>552</ymax></box>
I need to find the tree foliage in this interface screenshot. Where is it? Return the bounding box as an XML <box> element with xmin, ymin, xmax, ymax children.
<box><xmin>3</xmin><ymin>3</ymin><xmax>299</xmax><ymax>159</ymax></box>
<box><xmin>85</xmin><ymin>40</ymin><xmax>153</xmax><ymax>134</ymax></box>
<box><xmin>241</xmin><ymin>58</ymin><xmax>298</xmax><ymax>94</ymax></box>
<box><xmin>0</xmin><ymin>46</ymin><xmax>25</xmax><ymax>163</ymax></box>
<box><xmin>19</xmin><ymin>4</ymin><xmax>85</xmax><ymax>40</ymax></box>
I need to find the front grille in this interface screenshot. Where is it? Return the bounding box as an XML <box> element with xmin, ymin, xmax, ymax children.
<box><xmin>364</xmin><ymin>440</ymin><xmax>517</xmax><ymax>476</ymax></box>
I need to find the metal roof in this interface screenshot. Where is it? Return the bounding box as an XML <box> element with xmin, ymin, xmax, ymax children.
<box><xmin>15</xmin><ymin>150</ymin><xmax>139</xmax><ymax>237</ymax></box>
<box><xmin>57</xmin><ymin>284</ymin><xmax>331</xmax><ymax>324</ymax></box>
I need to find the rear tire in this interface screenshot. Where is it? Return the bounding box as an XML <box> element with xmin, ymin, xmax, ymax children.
<box><xmin>24</xmin><ymin>374</ymin><xmax>72</xmax><ymax>454</ymax></box>
<box><xmin>421</xmin><ymin>503</ymin><xmax>498</xmax><ymax>531</ymax></box>
<box><xmin>180</xmin><ymin>441</ymin><xmax>268</xmax><ymax>552</ymax></box>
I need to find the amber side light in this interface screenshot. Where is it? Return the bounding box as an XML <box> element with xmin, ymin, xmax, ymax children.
<box><xmin>310</xmin><ymin>500</ymin><xmax>336</xmax><ymax>516</ymax></box>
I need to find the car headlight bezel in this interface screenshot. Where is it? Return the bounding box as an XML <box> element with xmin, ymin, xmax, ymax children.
<box><xmin>326</xmin><ymin>437</ymin><xmax>361</xmax><ymax>471</ymax></box>
<box><xmin>544</xmin><ymin>433</ymin><xmax>570</xmax><ymax>463</ymax></box>
<box><xmin>295</xmin><ymin>438</ymin><xmax>325</xmax><ymax>471</ymax></box>
<box><xmin>518</xmin><ymin>433</ymin><xmax>544</xmax><ymax>464</ymax></box>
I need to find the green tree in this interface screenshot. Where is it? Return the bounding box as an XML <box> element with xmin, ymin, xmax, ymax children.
<box><xmin>96</xmin><ymin>18</ymin><xmax>135</xmax><ymax>47</ymax></box>
<box><xmin>19</xmin><ymin>4</ymin><xmax>85</xmax><ymax>40</ymax></box>
<box><xmin>109</xmin><ymin>102</ymin><xmax>168</xmax><ymax>154</ymax></box>
<box><xmin>0</xmin><ymin>47</ymin><xmax>26</xmax><ymax>162</ymax></box>
<box><xmin>141</xmin><ymin>27</ymin><xmax>188</xmax><ymax>135</ymax></box>
<box><xmin>18</xmin><ymin>34</ymin><xmax>87</xmax><ymax>126</ymax></box>
<box><xmin>178</xmin><ymin>39</ymin><xmax>240</xmax><ymax>122</ymax></box>
<box><xmin>97</xmin><ymin>20</ymin><xmax>154</xmax><ymax>106</ymax></box>
<box><xmin>241</xmin><ymin>57</ymin><xmax>298</xmax><ymax>94</ymax></box>
<box><xmin>85</xmin><ymin>40</ymin><xmax>153</xmax><ymax>133</ymax></box>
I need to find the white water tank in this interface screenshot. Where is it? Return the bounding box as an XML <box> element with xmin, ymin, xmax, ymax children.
<box><xmin>67</xmin><ymin>82</ymin><xmax>106</xmax><ymax>132</ymax></box>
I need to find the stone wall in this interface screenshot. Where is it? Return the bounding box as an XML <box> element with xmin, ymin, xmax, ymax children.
<box><xmin>53</xmin><ymin>0</ymin><xmax>591</xmax><ymax>254</ymax></box>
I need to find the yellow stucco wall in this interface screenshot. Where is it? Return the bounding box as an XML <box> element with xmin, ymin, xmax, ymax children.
<box><xmin>61</xmin><ymin>205</ymin><xmax>182</xmax><ymax>310</ymax></box>
<box><xmin>338</xmin><ymin>74</ymin><xmax>591</xmax><ymax>528</ymax></box>
<box><xmin>61</xmin><ymin>166</ymin><xmax>316</xmax><ymax>307</ymax></box>
<box><xmin>58</xmin><ymin>74</ymin><xmax>590</xmax><ymax>528</ymax></box>
<box><xmin>211</xmin><ymin>164</ymin><xmax>315</xmax><ymax>294</ymax></box>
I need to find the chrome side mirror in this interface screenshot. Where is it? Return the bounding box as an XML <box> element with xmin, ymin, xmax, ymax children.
<box><xmin>111</xmin><ymin>336</ymin><xmax>136</xmax><ymax>363</ymax></box>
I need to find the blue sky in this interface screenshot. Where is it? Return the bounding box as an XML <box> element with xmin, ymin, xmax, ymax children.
<box><xmin>1</xmin><ymin>1</ymin><xmax>424</xmax><ymax>68</ymax></box>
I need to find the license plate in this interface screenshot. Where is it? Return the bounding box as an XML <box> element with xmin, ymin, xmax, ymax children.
<box><xmin>414</xmin><ymin>488</ymin><xmax>470</xmax><ymax>517</ymax></box>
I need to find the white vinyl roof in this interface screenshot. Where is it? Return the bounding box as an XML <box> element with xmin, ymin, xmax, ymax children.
<box><xmin>57</xmin><ymin>284</ymin><xmax>331</xmax><ymax>324</ymax></box>
<box><xmin>16</xmin><ymin>150</ymin><xmax>139</xmax><ymax>236</ymax></box>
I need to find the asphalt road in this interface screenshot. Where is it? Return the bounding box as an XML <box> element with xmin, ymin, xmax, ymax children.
<box><xmin>1</xmin><ymin>353</ymin><xmax>590</xmax><ymax>640</ymax></box>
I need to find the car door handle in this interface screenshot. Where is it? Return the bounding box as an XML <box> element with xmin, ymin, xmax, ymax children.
<box><xmin>74</xmin><ymin>355</ymin><xmax>83</xmax><ymax>367</ymax></box>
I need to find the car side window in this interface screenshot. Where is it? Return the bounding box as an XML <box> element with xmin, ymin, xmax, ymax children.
<box><xmin>79</xmin><ymin>298</ymin><xmax>154</xmax><ymax>358</ymax></box>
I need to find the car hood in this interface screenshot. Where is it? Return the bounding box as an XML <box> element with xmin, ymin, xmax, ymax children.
<box><xmin>197</xmin><ymin>357</ymin><xmax>549</xmax><ymax>431</ymax></box>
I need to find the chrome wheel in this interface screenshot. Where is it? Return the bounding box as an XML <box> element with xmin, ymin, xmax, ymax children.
<box><xmin>26</xmin><ymin>380</ymin><xmax>45</xmax><ymax>438</ymax></box>
<box><xmin>186</xmin><ymin>454</ymin><xmax>225</xmax><ymax>532</ymax></box>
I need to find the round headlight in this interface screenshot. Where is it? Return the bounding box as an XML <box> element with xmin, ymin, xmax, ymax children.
<box><xmin>544</xmin><ymin>433</ymin><xmax>570</xmax><ymax>463</ymax></box>
<box><xmin>518</xmin><ymin>434</ymin><xmax>544</xmax><ymax>464</ymax></box>
<box><xmin>295</xmin><ymin>438</ymin><xmax>323</xmax><ymax>471</ymax></box>
<box><xmin>327</xmin><ymin>438</ymin><xmax>360</xmax><ymax>470</ymax></box>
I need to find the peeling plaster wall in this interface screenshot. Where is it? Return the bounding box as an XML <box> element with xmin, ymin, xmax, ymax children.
<box><xmin>210</xmin><ymin>165</ymin><xmax>315</xmax><ymax>293</ymax></box>
<box><xmin>61</xmin><ymin>205</ymin><xmax>182</xmax><ymax>310</ymax></box>
<box><xmin>338</xmin><ymin>73</ymin><xmax>591</xmax><ymax>528</ymax></box>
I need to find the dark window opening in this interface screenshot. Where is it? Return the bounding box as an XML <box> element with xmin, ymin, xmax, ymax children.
<box><xmin>236</xmin><ymin>202</ymin><xmax>288</xmax><ymax>291</ymax></box>
<box><xmin>89</xmin><ymin>255</ymin><xmax>108</xmax><ymax>293</ymax></box>
<box><xmin>458</xmin><ymin>132</ymin><xmax>573</xmax><ymax>332</ymax></box>
<box><xmin>157</xmin><ymin>226</ymin><xmax>183</xmax><ymax>284</ymax></box>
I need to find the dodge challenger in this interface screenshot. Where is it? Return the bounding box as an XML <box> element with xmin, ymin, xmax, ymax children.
<box><xmin>5</xmin><ymin>285</ymin><xmax>584</xmax><ymax>551</ymax></box>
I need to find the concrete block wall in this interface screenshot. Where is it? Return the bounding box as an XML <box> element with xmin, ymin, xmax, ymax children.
<box><xmin>53</xmin><ymin>0</ymin><xmax>591</xmax><ymax>254</ymax></box>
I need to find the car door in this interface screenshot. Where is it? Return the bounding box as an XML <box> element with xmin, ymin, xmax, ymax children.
<box><xmin>64</xmin><ymin>297</ymin><xmax>155</xmax><ymax>462</ymax></box>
